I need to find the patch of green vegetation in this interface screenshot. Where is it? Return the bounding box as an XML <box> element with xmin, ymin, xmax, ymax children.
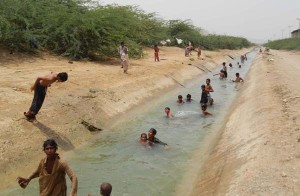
<box><xmin>264</xmin><ymin>38</ymin><xmax>300</xmax><ymax>50</ymax></box>
<box><xmin>0</xmin><ymin>0</ymin><xmax>252</xmax><ymax>59</ymax></box>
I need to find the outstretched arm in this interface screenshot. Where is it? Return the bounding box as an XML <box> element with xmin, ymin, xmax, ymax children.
<box><xmin>17</xmin><ymin>162</ymin><xmax>41</xmax><ymax>188</ymax></box>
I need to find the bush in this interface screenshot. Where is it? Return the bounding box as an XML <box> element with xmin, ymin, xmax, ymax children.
<box><xmin>264</xmin><ymin>38</ymin><xmax>300</xmax><ymax>50</ymax></box>
<box><xmin>0</xmin><ymin>0</ymin><xmax>252</xmax><ymax>59</ymax></box>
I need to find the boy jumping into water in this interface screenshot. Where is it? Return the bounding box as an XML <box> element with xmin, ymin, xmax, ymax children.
<box><xmin>232</xmin><ymin>73</ymin><xmax>244</xmax><ymax>82</ymax></box>
<box><xmin>24</xmin><ymin>72</ymin><xmax>68</xmax><ymax>121</ymax></box>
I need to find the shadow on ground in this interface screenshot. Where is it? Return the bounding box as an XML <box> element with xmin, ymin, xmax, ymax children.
<box><xmin>34</xmin><ymin>121</ymin><xmax>75</xmax><ymax>151</ymax></box>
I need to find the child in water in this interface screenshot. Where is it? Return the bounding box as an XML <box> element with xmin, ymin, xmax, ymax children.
<box><xmin>164</xmin><ymin>107</ymin><xmax>174</xmax><ymax>118</ymax></box>
<box><xmin>200</xmin><ymin>85</ymin><xmax>208</xmax><ymax>105</ymax></box>
<box><xmin>140</xmin><ymin>133</ymin><xmax>148</xmax><ymax>144</ymax></box>
<box><xmin>232</xmin><ymin>73</ymin><xmax>244</xmax><ymax>82</ymax></box>
<box><xmin>237</xmin><ymin>62</ymin><xmax>241</xmax><ymax>68</ymax></box>
<box><xmin>213</xmin><ymin>70</ymin><xmax>225</xmax><ymax>79</ymax></box>
<box><xmin>186</xmin><ymin>94</ymin><xmax>193</xmax><ymax>102</ymax></box>
<box><xmin>205</xmin><ymin>79</ymin><xmax>214</xmax><ymax>105</ymax></box>
<box><xmin>177</xmin><ymin>95</ymin><xmax>185</xmax><ymax>104</ymax></box>
<box><xmin>201</xmin><ymin>104</ymin><xmax>212</xmax><ymax>115</ymax></box>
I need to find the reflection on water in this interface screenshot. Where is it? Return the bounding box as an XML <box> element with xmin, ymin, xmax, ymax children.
<box><xmin>3</xmin><ymin>50</ymin><xmax>257</xmax><ymax>196</ymax></box>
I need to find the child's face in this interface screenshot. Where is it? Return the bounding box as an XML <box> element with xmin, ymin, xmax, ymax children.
<box><xmin>140</xmin><ymin>135</ymin><xmax>147</xmax><ymax>142</ymax></box>
<box><xmin>148</xmin><ymin>130</ymin><xmax>154</xmax><ymax>138</ymax></box>
<box><xmin>165</xmin><ymin>108</ymin><xmax>170</xmax><ymax>114</ymax></box>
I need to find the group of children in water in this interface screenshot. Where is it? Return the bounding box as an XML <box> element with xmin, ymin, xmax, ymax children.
<box><xmin>139</xmin><ymin>59</ymin><xmax>246</xmax><ymax>147</ymax></box>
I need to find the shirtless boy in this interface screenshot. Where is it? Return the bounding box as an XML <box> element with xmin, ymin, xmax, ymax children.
<box><xmin>205</xmin><ymin>79</ymin><xmax>214</xmax><ymax>105</ymax></box>
<box><xmin>177</xmin><ymin>95</ymin><xmax>185</xmax><ymax>104</ymax></box>
<box><xmin>201</xmin><ymin>104</ymin><xmax>212</xmax><ymax>115</ymax></box>
<box><xmin>164</xmin><ymin>107</ymin><xmax>174</xmax><ymax>118</ymax></box>
<box><xmin>24</xmin><ymin>72</ymin><xmax>68</xmax><ymax>121</ymax></box>
<box><xmin>232</xmin><ymin>73</ymin><xmax>244</xmax><ymax>82</ymax></box>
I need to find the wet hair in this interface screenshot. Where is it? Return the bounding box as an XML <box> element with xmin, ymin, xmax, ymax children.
<box><xmin>201</xmin><ymin>104</ymin><xmax>207</xmax><ymax>111</ymax></box>
<box><xmin>236</xmin><ymin>73</ymin><xmax>240</xmax><ymax>76</ymax></box>
<box><xmin>178</xmin><ymin>95</ymin><xmax>183</xmax><ymax>99</ymax></box>
<box><xmin>43</xmin><ymin>139</ymin><xmax>58</xmax><ymax>150</ymax></box>
<box><xmin>222</xmin><ymin>62</ymin><xmax>226</xmax><ymax>66</ymax></box>
<box><xmin>100</xmin><ymin>182</ymin><xmax>112</xmax><ymax>196</ymax></box>
<box><xmin>201</xmin><ymin>84</ymin><xmax>205</xmax><ymax>89</ymax></box>
<box><xmin>57</xmin><ymin>72</ymin><xmax>68</xmax><ymax>82</ymax></box>
<box><xmin>149</xmin><ymin>128</ymin><xmax>157</xmax><ymax>135</ymax></box>
<box><xmin>140</xmin><ymin>133</ymin><xmax>147</xmax><ymax>138</ymax></box>
<box><xmin>165</xmin><ymin>107</ymin><xmax>170</xmax><ymax>110</ymax></box>
<box><xmin>187</xmin><ymin>94</ymin><xmax>191</xmax><ymax>98</ymax></box>
<box><xmin>206</xmin><ymin>78</ymin><xmax>210</xmax><ymax>82</ymax></box>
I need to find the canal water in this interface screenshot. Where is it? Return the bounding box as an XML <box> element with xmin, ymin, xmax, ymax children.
<box><xmin>3</xmin><ymin>49</ymin><xmax>258</xmax><ymax>196</ymax></box>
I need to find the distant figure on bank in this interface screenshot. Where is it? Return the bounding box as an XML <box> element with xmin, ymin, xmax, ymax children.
<box><xmin>177</xmin><ymin>95</ymin><xmax>185</xmax><ymax>104</ymax></box>
<box><xmin>17</xmin><ymin>139</ymin><xmax>78</xmax><ymax>196</ymax></box>
<box><xmin>154</xmin><ymin>44</ymin><xmax>159</xmax><ymax>62</ymax></box>
<box><xmin>24</xmin><ymin>72</ymin><xmax>68</xmax><ymax>122</ymax></box>
<box><xmin>148</xmin><ymin>128</ymin><xmax>168</xmax><ymax>147</ymax></box>
<box><xmin>197</xmin><ymin>45</ymin><xmax>202</xmax><ymax>59</ymax></box>
<box><xmin>186</xmin><ymin>94</ymin><xmax>193</xmax><ymax>102</ymax></box>
<box><xmin>140</xmin><ymin>133</ymin><xmax>148</xmax><ymax>144</ymax></box>
<box><xmin>121</xmin><ymin>46</ymin><xmax>129</xmax><ymax>74</ymax></box>
<box><xmin>222</xmin><ymin>62</ymin><xmax>228</xmax><ymax>78</ymax></box>
<box><xmin>100</xmin><ymin>182</ymin><xmax>112</xmax><ymax>196</ymax></box>
<box><xmin>229</xmin><ymin>63</ymin><xmax>233</xmax><ymax>68</ymax></box>
<box><xmin>118</xmin><ymin>41</ymin><xmax>128</xmax><ymax>69</ymax></box>
<box><xmin>213</xmin><ymin>70</ymin><xmax>225</xmax><ymax>79</ymax></box>
<box><xmin>232</xmin><ymin>73</ymin><xmax>244</xmax><ymax>82</ymax></box>
<box><xmin>164</xmin><ymin>107</ymin><xmax>174</xmax><ymax>118</ymax></box>
<box><xmin>200</xmin><ymin>85</ymin><xmax>208</xmax><ymax>105</ymax></box>
<box><xmin>201</xmin><ymin>104</ymin><xmax>212</xmax><ymax>115</ymax></box>
<box><xmin>205</xmin><ymin>79</ymin><xmax>214</xmax><ymax>105</ymax></box>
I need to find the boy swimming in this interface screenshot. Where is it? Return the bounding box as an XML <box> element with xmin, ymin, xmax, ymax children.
<box><xmin>177</xmin><ymin>95</ymin><xmax>185</xmax><ymax>104</ymax></box>
<box><xmin>201</xmin><ymin>104</ymin><xmax>212</xmax><ymax>115</ymax></box>
<box><xmin>186</xmin><ymin>94</ymin><xmax>193</xmax><ymax>102</ymax></box>
<box><xmin>232</xmin><ymin>73</ymin><xmax>244</xmax><ymax>82</ymax></box>
<box><xmin>164</xmin><ymin>107</ymin><xmax>174</xmax><ymax>118</ymax></box>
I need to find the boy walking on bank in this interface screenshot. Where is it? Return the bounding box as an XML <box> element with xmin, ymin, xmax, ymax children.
<box><xmin>24</xmin><ymin>72</ymin><xmax>68</xmax><ymax>121</ymax></box>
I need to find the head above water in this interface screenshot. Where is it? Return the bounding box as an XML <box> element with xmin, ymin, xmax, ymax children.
<box><xmin>178</xmin><ymin>95</ymin><xmax>183</xmax><ymax>99</ymax></box>
<box><xmin>186</xmin><ymin>94</ymin><xmax>191</xmax><ymax>99</ymax></box>
<box><xmin>100</xmin><ymin>182</ymin><xmax>112</xmax><ymax>196</ymax></box>
<box><xmin>201</xmin><ymin>104</ymin><xmax>207</xmax><ymax>111</ymax></box>
<box><xmin>236</xmin><ymin>73</ymin><xmax>240</xmax><ymax>77</ymax></box>
<box><xmin>57</xmin><ymin>72</ymin><xmax>68</xmax><ymax>82</ymax></box>
<box><xmin>148</xmin><ymin>128</ymin><xmax>157</xmax><ymax>136</ymax></box>
<box><xmin>222</xmin><ymin>62</ymin><xmax>226</xmax><ymax>66</ymax></box>
<box><xmin>165</xmin><ymin>107</ymin><xmax>170</xmax><ymax>112</ymax></box>
<box><xmin>140</xmin><ymin>133</ymin><xmax>147</xmax><ymax>142</ymax></box>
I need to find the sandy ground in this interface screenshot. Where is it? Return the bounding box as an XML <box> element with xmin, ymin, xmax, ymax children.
<box><xmin>191</xmin><ymin>50</ymin><xmax>300</xmax><ymax>195</ymax></box>
<box><xmin>0</xmin><ymin>46</ymin><xmax>248</xmax><ymax>190</ymax></box>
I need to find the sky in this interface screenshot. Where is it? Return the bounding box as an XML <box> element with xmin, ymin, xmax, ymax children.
<box><xmin>98</xmin><ymin>0</ymin><xmax>300</xmax><ymax>43</ymax></box>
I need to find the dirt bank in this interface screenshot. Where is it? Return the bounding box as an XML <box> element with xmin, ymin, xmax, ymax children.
<box><xmin>0</xmin><ymin>46</ymin><xmax>249</xmax><ymax>190</ymax></box>
<box><xmin>191</xmin><ymin>50</ymin><xmax>300</xmax><ymax>195</ymax></box>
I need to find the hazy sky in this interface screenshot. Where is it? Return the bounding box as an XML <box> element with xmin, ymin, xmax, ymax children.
<box><xmin>98</xmin><ymin>0</ymin><xmax>300</xmax><ymax>43</ymax></box>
